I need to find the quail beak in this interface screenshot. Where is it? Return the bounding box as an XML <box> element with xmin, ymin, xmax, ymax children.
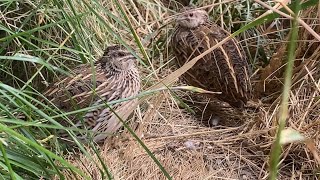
<box><xmin>176</xmin><ymin>15</ymin><xmax>187</xmax><ymax>21</ymax></box>
<box><xmin>176</xmin><ymin>15</ymin><xmax>190</xmax><ymax>24</ymax></box>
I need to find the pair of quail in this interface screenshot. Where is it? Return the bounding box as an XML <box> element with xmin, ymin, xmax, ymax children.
<box><xmin>46</xmin><ymin>6</ymin><xmax>251</xmax><ymax>143</ymax></box>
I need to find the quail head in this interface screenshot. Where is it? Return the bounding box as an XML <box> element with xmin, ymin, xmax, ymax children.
<box><xmin>171</xmin><ymin>6</ymin><xmax>252</xmax><ymax>109</ymax></box>
<box><xmin>44</xmin><ymin>45</ymin><xmax>140</xmax><ymax>143</ymax></box>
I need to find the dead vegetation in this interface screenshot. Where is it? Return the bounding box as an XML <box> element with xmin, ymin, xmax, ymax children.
<box><xmin>54</xmin><ymin>1</ymin><xmax>320</xmax><ymax>179</ymax></box>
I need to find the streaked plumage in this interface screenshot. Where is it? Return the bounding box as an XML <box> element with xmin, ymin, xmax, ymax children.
<box><xmin>171</xmin><ymin>6</ymin><xmax>251</xmax><ymax>108</ymax></box>
<box><xmin>44</xmin><ymin>45</ymin><xmax>140</xmax><ymax>143</ymax></box>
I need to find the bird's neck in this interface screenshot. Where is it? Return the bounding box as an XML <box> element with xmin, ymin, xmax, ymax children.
<box><xmin>102</xmin><ymin>62</ymin><xmax>136</xmax><ymax>77</ymax></box>
<box><xmin>100</xmin><ymin>61</ymin><xmax>123</xmax><ymax>73</ymax></box>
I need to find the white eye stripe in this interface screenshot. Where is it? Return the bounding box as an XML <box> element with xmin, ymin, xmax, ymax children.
<box><xmin>118</xmin><ymin>55</ymin><xmax>136</xmax><ymax>62</ymax></box>
<box><xmin>109</xmin><ymin>50</ymin><xmax>132</xmax><ymax>57</ymax></box>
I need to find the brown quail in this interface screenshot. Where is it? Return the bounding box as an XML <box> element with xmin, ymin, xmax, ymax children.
<box><xmin>171</xmin><ymin>6</ymin><xmax>252</xmax><ymax>108</ymax></box>
<box><xmin>44</xmin><ymin>45</ymin><xmax>140</xmax><ymax>143</ymax></box>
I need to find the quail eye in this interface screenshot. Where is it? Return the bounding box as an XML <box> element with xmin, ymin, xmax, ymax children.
<box><xmin>189</xmin><ymin>13</ymin><xmax>194</xmax><ymax>17</ymax></box>
<box><xmin>118</xmin><ymin>52</ymin><xmax>125</xmax><ymax>57</ymax></box>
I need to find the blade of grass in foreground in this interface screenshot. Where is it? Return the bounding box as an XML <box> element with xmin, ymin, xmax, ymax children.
<box><xmin>0</xmin><ymin>142</ymin><xmax>15</xmax><ymax>180</ymax></box>
<box><xmin>0</xmin><ymin>161</ymin><xmax>23</xmax><ymax>180</ymax></box>
<box><xmin>0</xmin><ymin>82</ymin><xmax>90</xmax><ymax>178</ymax></box>
<box><xmin>98</xmin><ymin>99</ymin><xmax>172</xmax><ymax>180</ymax></box>
<box><xmin>0</xmin><ymin>124</ymin><xmax>90</xmax><ymax>179</ymax></box>
<box><xmin>269</xmin><ymin>1</ymin><xmax>300</xmax><ymax>180</ymax></box>
<box><xmin>113</xmin><ymin>0</ymin><xmax>151</xmax><ymax>67</ymax></box>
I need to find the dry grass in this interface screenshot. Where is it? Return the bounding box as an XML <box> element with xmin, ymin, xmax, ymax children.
<box><xmin>54</xmin><ymin>1</ymin><xmax>320</xmax><ymax>179</ymax></box>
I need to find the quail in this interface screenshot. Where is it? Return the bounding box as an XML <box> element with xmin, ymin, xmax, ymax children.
<box><xmin>44</xmin><ymin>45</ymin><xmax>140</xmax><ymax>143</ymax></box>
<box><xmin>171</xmin><ymin>6</ymin><xmax>252</xmax><ymax>108</ymax></box>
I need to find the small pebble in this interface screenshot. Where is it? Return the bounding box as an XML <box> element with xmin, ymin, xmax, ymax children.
<box><xmin>184</xmin><ymin>140</ymin><xmax>196</xmax><ymax>150</ymax></box>
<box><xmin>209</xmin><ymin>116</ymin><xmax>220</xmax><ymax>126</ymax></box>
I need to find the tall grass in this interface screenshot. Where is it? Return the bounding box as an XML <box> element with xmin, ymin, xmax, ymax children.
<box><xmin>269</xmin><ymin>1</ymin><xmax>301</xmax><ymax>179</ymax></box>
<box><xmin>0</xmin><ymin>0</ymin><xmax>173</xmax><ymax>178</ymax></box>
<box><xmin>0</xmin><ymin>0</ymin><xmax>319</xmax><ymax>179</ymax></box>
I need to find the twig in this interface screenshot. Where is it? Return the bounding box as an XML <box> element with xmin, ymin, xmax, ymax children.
<box><xmin>254</xmin><ymin>0</ymin><xmax>320</xmax><ymax>42</ymax></box>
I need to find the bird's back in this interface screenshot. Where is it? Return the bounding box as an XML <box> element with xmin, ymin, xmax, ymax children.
<box><xmin>171</xmin><ymin>22</ymin><xmax>251</xmax><ymax>108</ymax></box>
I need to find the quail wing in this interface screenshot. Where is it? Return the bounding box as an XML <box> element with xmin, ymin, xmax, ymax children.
<box><xmin>172</xmin><ymin>22</ymin><xmax>251</xmax><ymax>108</ymax></box>
<box><xmin>44</xmin><ymin>62</ymin><xmax>139</xmax><ymax>142</ymax></box>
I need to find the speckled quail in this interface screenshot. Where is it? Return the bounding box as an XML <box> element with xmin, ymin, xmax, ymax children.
<box><xmin>171</xmin><ymin>6</ymin><xmax>252</xmax><ymax>108</ymax></box>
<box><xmin>44</xmin><ymin>45</ymin><xmax>140</xmax><ymax>143</ymax></box>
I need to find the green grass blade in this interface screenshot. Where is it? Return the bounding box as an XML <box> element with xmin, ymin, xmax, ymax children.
<box><xmin>269</xmin><ymin>1</ymin><xmax>301</xmax><ymax>179</ymax></box>
<box><xmin>0</xmin><ymin>123</ymin><xmax>89</xmax><ymax>179</ymax></box>
<box><xmin>0</xmin><ymin>142</ymin><xmax>15</xmax><ymax>180</ymax></box>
